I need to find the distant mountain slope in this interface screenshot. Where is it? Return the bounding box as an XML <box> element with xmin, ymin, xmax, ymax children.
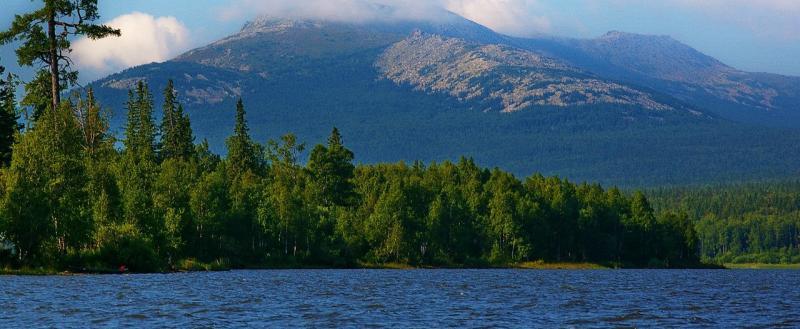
<box><xmin>86</xmin><ymin>14</ymin><xmax>800</xmax><ymax>186</ymax></box>
<box><xmin>378</xmin><ymin>32</ymin><xmax>695</xmax><ymax>114</ymax></box>
<box><xmin>517</xmin><ymin>32</ymin><xmax>800</xmax><ymax>126</ymax></box>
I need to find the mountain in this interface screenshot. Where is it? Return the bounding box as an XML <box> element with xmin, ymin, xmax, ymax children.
<box><xmin>87</xmin><ymin>14</ymin><xmax>800</xmax><ymax>186</ymax></box>
<box><xmin>377</xmin><ymin>31</ymin><xmax>690</xmax><ymax>113</ymax></box>
<box><xmin>516</xmin><ymin>32</ymin><xmax>800</xmax><ymax>126</ymax></box>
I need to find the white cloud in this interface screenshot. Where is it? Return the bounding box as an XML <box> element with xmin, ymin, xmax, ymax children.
<box><xmin>219</xmin><ymin>0</ymin><xmax>800</xmax><ymax>39</ymax></box>
<box><xmin>218</xmin><ymin>0</ymin><xmax>551</xmax><ymax>36</ymax></box>
<box><xmin>217</xmin><ymin>0</ymin><xmax>443</xmax><ymax>23</ymax></box>
<box><xmin>444</xmin><ymin>0</ymin><xmax>551</xmax><ymax>36</ymax></box>
<box><xmin>72</xmin><ymin>12</ymin><xmax>191</xmax><ymax>76</ymax></box>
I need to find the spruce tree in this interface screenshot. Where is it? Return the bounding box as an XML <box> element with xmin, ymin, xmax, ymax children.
<box><xmin>0</xmin><ymin>66</ymin><xmax>20</xmax><ymax>166</ymax></box>
<box><xmin>159</xmin><ymin>80</ymin><xmax>194</xmax><ymax>161</ymax></box>
<box><xmin>19</xmin><ymin>70</ymin><xmax>52</xmax><ymax>121</ymax></box>
<box><xmin>123</xmin><ymin>90</ymin><xmax>139</xmax><ymax>152</ymax></box>
<box><xmin>125</xmin><ymin>81</ymin><xmax>157</xmax><ymax>162</ymax></box>
<box><xmin>137</xmin><ymin>81</ymin><xmax>157</xmax><ymax>161</ymax></box>
<box><xmin>226</xmin><ymin>98</ymin><xmax>259</xmax><ymax>177</ymax></box>
<box><xmin>176</xmin><ymin>105</ymin><xmax>194</xmax><ymax>157</ymax></box>
<box><xmin>76</xmin><ymin>88</ymin><xmax>107</xmax><ymax>159</ymax></box>
<box><xmin>225</xmin><ymin>99</ymin><xmax>264</xmax><ymax>259</ymax></box>
<box><xmin>119</xmin><ymin>82</ymin><xmax>160</xmax><ymax>244</ymax></box>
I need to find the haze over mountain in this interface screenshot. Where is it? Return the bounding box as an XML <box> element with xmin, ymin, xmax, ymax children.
<box><xmin>87</xmin><ymin>11</ymin><xmax>800</xmax><ymax>186</ymax></box>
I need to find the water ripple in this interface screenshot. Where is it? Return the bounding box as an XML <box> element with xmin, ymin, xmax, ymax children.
<box><xmin>1</xmin><ymin>269</ymin><xmax>799</xmax><ymax>327</ymax></box>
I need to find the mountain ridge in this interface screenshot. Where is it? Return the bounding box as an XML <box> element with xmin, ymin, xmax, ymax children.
<box><xmin>514</xmin><ymin>30</ymin><xmax>799</xmax><ymax>126</ymax></box>
<box><xmin>85</xmin><ymin>14</ymin><xmax>800</xmax><ymax>186</ymax></box>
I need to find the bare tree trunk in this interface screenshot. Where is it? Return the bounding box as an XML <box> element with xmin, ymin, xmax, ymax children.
<box><xmin>48</xmin><ymin>12</ymin><xmax>60</xmax><ymax>112</ymax></box>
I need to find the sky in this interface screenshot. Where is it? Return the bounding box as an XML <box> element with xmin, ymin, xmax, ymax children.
<box><xmin>1</xmin><ymin>0</ymin><xmax>799</xmax><ymax>84</ymax></box>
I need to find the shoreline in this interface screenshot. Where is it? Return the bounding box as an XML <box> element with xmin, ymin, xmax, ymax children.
<box><xmin>1</xmin><ymin>261</ymin><xmax>742</xmax><ymax>275</ymax></box>
<box><xmin>723</xmin><ymin>263</ymin><xmax>800</xmax><ymax>270</ymax></box>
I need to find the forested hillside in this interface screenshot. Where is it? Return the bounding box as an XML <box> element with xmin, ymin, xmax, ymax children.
<box><xmin>648</xmin><ymin>182</ymin><xmax>800</xmax><ymax>264</ymax></box>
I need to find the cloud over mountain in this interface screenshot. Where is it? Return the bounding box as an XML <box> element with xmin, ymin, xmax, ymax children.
<box><xmin>72</xmin><ymin>12</ymin><xmax>191</xmax><ymax>78</ymax></box>
<box><xmin>218</xmin><ymin>0</ymin><xmax>551</xmax><ymax>36</ymax></box>
<box><xmin>443</xmin><ymin>0</ymin><xmax>551</xmax><ymax>36</ymax></box>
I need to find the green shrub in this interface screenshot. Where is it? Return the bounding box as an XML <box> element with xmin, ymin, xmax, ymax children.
<box><xmin>98</xmin><ymin>224</ymin><xmax>163</xmax><ymax>272</ymax></box>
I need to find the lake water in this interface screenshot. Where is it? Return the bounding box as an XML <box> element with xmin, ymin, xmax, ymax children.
<box><xmin>1</xmin><ymin>269</ymin><xmax>799</xmax><ymax>327</ymax></box>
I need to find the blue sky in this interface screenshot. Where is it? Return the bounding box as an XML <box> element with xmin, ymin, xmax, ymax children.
<box><xmin>2</xmin><ymin>0</ymin><xmax>799</xmax><ymax>83</ymax></box>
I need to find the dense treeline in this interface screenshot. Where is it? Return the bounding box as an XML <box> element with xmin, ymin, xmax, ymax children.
<box><xmin>0</xmin><ymin>80</ymin><xmax>701</xmax><ymax>271</ymax></box>
<box><xmin>648</xmin><ymin>181</ymin><xmax>800</xmax><ymax>264</ymax></box>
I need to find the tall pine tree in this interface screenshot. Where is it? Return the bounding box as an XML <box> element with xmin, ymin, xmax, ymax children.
<box><xmin>119</xmin><ymin>81</ymin><xmax>160</xmax><ymax>245</ymax></box>
<box><xmin>124</xmin><ymin>81</ymin><xmax>157</xmax><ymax>161</ymax></box>
<box><xmin>0</xmin><ymin>0</ymin><xmax>120</xmax><ymax>112</ymax></box>
<box><xmin>225</xmin><ymin>99</ymin><xmax>264</xmax><ymax>260</ymax></box>
<box><xmin>0</xmin><ymin>65</ymin><xmax>20</xmax><ymax>166</ymax></box>
<box><xmin>159</xmin><ymin>80</ymin><xmax>194</xmax><ymax>161</ymax></box>
<box><xmin>76</xmin><ymin>88</ymin><xmax>107</xmax><ymax>159</ymax></box>
<box><xmin>226</xmin><ymin>98</ymin><xmax>260</xmax><ymax>177</ymax></box>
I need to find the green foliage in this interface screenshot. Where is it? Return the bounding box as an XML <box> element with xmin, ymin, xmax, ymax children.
<box><xmin>154</xmin><ymin>158</ymin><xmax>198</xmax><ymax>256</ymax></box>
<box><xmin>189</xmin><ymin>165</ymin><xmax>229</xmax><ymax>260</ymax></box>
<box><xmin>226</xmin><ymin>99</ymin><xmax>261</xmax><ymax>178</ymax></box>
<box><xmin>308</xmin><ymin>127</ymin><xmax>356</xmax><ymax>207</ymax></box>
<box><xmin>117</xmin><ymin>82</ymin><xmax>162</xmax><ymax>260</ymax></box>
<box><xmin>97</xmin><ymin>223</ymin><xmax>162</xmax><ymax>273</ymax></box>
<box><xmin>0</xmin><ymin>66</ymin><xmax>19</xmax><ymax>166</ymax></box>
<box><xmin>264</xmin><ymin>134</ymin><xmax>310</xmax><ymax>259</ymax></box>
<box><xmin>159</xmin><ymin>80</ymin><xmax>194</xmax><ymax>161</ymax></box>
<box><xmin>2</xmin><ymin>102</ymin><xmax>90</xmax><ymax>262</ymax></box>
<box><xmin>648</xmin><ymin>181</ymin><xmax>800</xmax><ymax>264</ymax></box>
<box><xmin>20</xmin><ymin>70</ymin><xmax>51</xmax><ymax>120</ymax></box>
<box><xmin>124</xmin><ymin>81</ymin><xmax>157</xmax><ymax>161</ymax></box>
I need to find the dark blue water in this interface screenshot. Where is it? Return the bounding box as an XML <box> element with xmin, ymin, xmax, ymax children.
<box><xmin>2</xmin><ymin>270</ymin><xmax>799</xmax><ymax>327</ymax></box>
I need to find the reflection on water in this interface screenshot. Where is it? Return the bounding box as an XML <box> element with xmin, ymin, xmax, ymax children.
<box><xmin>1</xmin><ymin>270</ymin><xmax>799</xmax><ymax>327</ymax></box>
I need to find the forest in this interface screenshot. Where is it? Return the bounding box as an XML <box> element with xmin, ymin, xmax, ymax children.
<box><xmin>648</xmin><ymin>182</ymin><xmax>800</xmax><ymax>264</ymax></box>
<box><xmin>0</xmin><ymin>78</ymin><xmax>705</xmax><ymax>271</ymax></box>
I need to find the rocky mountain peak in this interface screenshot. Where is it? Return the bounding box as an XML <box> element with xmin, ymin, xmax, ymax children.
<box><xmin>599</xmin><ymin>30</ymin><xmax>673</xmax><ymax>42</ymax></box>
<box><xmin>241</xmin><ymin>17</ymin><xmax>326</xmax><ymax>34</ymax></box>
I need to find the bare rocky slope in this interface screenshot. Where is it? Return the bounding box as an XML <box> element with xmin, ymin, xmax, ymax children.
<box><xmin>377</xmin><ymin>32</ymin><xmax>688</xmax><ymax>114</ymax></box>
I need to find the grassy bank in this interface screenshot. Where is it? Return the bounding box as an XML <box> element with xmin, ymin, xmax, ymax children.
<box><xmin>513</xmin><ymin>261</ymin><xmax>611</xmax><ymax>270</ymax></box>
<box><xmin>724</xmin><ymin>263</ymin><xmax>800</xmax><ymax>270</ymax></box>
<box><xmin>0</xmin><ymin>267</ymin><xmax>61</xmax><ymax>275</ymax></box>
